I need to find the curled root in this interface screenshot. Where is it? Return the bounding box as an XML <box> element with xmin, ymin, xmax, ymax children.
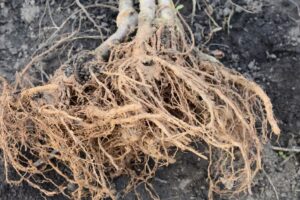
<box><xmin>0</xmin><ymin>16</ymin><xmax>279</xmax><ymax>200</ymax></box>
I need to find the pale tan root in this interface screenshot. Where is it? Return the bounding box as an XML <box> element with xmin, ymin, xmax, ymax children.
<box><xmin>95</xmin><ymin>0</ymin><xmax>138</xmax><ymax>59</ymax></box>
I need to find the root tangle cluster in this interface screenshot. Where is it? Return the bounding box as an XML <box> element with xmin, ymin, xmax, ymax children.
<box><xmin>0</xmin><ymin>0</ymin><xmax>279</xmax><ymax>199</ymax></box>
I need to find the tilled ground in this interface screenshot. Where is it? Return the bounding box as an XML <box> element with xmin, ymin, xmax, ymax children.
<box><xmin>0</xmin><ymin>0</ymin><xmax>299</xmax><ymax>199</ymax></box>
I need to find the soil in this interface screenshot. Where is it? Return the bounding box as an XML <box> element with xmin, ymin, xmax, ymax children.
<box><xmin>0</xmin><ymin>0</ymin><xmax>300</xmax><ymax>199</ymax></box>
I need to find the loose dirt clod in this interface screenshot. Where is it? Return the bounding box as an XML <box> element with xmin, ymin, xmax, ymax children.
<box><xmin>0</xmin><ymin>0</ymin><xmax>280</xmax><ymax>199</ymax></box>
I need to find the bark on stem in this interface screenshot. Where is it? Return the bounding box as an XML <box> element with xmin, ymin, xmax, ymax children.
<box><xmin>95</xmin><ymin>0</ymin><xmax>138</xmax><ymax>59</ymax></box>
<box><xmin>158</xmin><ymin>0</ymin><xmax>175</xmax><ymax>23</ymax></box>
<box><xmin>135</xmin><ymin>0</ymin><xmax>156</xmax><ymax>44</ymax></box>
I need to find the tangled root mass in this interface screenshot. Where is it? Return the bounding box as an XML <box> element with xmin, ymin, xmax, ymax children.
<box><xmin>0</xmin><ymin>23</ymin><xmax>279</xmax><ymax>199</ymax></box>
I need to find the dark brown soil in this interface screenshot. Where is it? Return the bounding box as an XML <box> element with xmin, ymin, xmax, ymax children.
<box><xmin>0</xmin><ymin>0</ymin><xmax>299</xmax><ymax>199</ymax></box>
